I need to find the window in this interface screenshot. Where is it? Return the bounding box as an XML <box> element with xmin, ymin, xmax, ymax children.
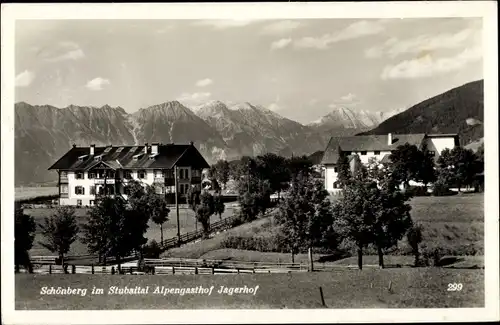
<box><xmin>88</xmin><ymin>172</ymin><xmax>96</xmax><ymax>179</ymax></box>
<box><xmin>155</xmin><ymin>185</ymin><xmax>164</xmax><ymax>194</ymax></box>
<box><xmin>138</xmin><ymin>170</ymin><xmax>146</xmax><ymax>179</ymax></box>
<box><xmin>60</xmin><ymin>184</ymin><xmax>69</xmax><ymax>194</ymax></box>
<box><xmin>60</xmin><ymin>171</ymin><xmax>68</xmax><ymax>177</ymax></box>
<box><xmin>154</xmin><ymin>170</ymin><xmax>163</xmax><ymax>178</ymax></box>
<box><xmin>90</xmin><ymin>200</ymin><xmax>95</xmax><ymax>206</ymax></box>
<box><xmin>124</xmin><ymin>170</ymin><xmax>132</xmax><ymax>179</ymax></box>
<box><xmin>75</xmin><ymin>186</ymin><xmax>85</xmax><ymax>195</ymax></box>
<box><xmin>165</xmin><ymin>169</ymin><xmax>173</xmax><ymax>178</ymax></box>
<box><xmin>429</xmin><ymin>151</ymin><xmax>436</xmax><ymax>156</ymax></box>
<box><xmin>75</xmin><ymin>172</ymin><xmax>84</xmax><ymax>179</ymax></box>
<box><xmin>90</xmin><ymin>186</ymin><xmax>96</xmax><ymax>195</ymax></box>
<box><xmin>107</xmin><ymin>171</ymin><xmax>115</xmax><ymax>178</ymax></box>
<box><xmin>374</xmin><ymin>151</ymin><xmax>381</xmax><ymax>155</ymax></box>
<box><xmin>77</xmin><ymin>200</ymin><xmax>82</xmax><ymax>206</ymax></box>
<box><xmin>360</xmin><ymin>151</ymin><xmax>367</xmax><ymax>155</ymax></box>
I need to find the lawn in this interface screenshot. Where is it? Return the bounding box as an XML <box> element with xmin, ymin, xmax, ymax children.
<box><xmin>15</xmin><ymin>187</ymin><xmax>58</xmax><ymax>200</ymax></box>
<box><xmin>25</xmin><ymin>204</ymin><xmax>238</xmax><ymax>256</ymax></box>
<box><xmin>163</xmin><ymin>193</ymin><xmax>484</xmax><ymax>263</ymax></box>
<box><xmin>15</xmin><ymin>268</ymin><xmax>484</xmax><ymax>309</ymax></box>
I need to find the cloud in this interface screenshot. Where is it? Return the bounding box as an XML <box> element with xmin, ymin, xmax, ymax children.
<box><xmin>15</xmin><ymin>70</ymin><xmax>35</xmax><ymax>87</ymax></box>
<box><xmin>44</xmin><ymin>41</ymin><xmax>85</xmax><ymax>62</ymax></box>
<box><xmin>192</xmin><ymin>20</ymin><xmax>257</xmax><ymax>29</ymax></box>
<box><xmin>271</xmin><ymin>38</ymin><xmax>292</xmax><ymax>50</ymax></box>
<box><xmin>340</xmin><ymin>93</ymin><xmax>356</xmax><ymax>102</ymax></box>
<box><xmin>261</xmin><ymin>20</ymin><xmax>303</xmax><ymax>35</ymax></box>
<box><xmin>294</xmin><ymin>20</ymin><xmax>386</xmax><ymax>50</ymax></box>
<box><xmin>381</xmin><ymin>46</ymin><xmax>482</xmax><ymax>80</ymax></box>
<box><xmin>86</xmin><ymin>77</ymin><xmax>110</xmax><ymax>91</ymax></box>
<box><xmin>366</xmin><ymin>28</ymin><xmax>479</xmax><ymax>58</ymax></box>
<box><xmin>177</xmin><ymin>92</ymin><xmax>212</xmax><ymax>106</ymax></box>
<box><xmin>195</xmin><ymin>78</ymin><xmax>213</xmax><ymax>87</ymax></box>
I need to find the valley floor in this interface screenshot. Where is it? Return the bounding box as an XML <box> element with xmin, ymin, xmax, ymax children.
<box><xmin>15</xmin><ymin>268</ymin><xmax>484</xmax><ymax>309</ymax></box>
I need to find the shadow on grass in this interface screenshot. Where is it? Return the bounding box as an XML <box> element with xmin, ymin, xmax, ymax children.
<box><xmin>437</xmin><ymin>256</ymin><xmax>464</xmax><ymax>267</ymax></box>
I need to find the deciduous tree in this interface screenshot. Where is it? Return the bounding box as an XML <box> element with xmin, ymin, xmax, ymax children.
<box><xmin>196</xmin><ymin>191</ymin><xmax>215</xmax><ymax>238</ymax></box>
<box><xmin>15</xmin><ymin>208</ymin><xmax>36</xmax><ymax>273</ymax></box>
<box><xmin>213</xmin><ymin>192</ymin><xmax>225</xmax><ymax>220</ymax></box>
<box><xmin>210</xmin><ymin>160</ymin><xmax>230</xmax><ymax>189</ymax></box>
<box><xmin>38</xmin><ymin>206</ymin><xmax>79</xmax><ymax>267</ymax></box>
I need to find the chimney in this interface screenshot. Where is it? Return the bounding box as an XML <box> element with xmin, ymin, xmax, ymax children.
<box><xmin>151</xmin><ymin>142</ymin><xmax>159</xmax><ymax>155</ymax></box>
<box><xmin>90</xmin><ymin>144</ymin><xmax>95</xmax><ymax>155</ymax></box>
<box><xmin>190</xmin><ymin>141</ymin><xmax>194</xmax><ymax>146</ymax></box>
<box><xmin>144</xmin><ymin>143</ymin><xmax>149</xmax><ymax>154</ymax></box>
<box><xmin>387</xmin><ymin>133</ymin><xmax>393</xmax><ymax>145</ymax></box>
<box><xmin>72</xmin><ymin>144</ymin><xmax>77</xmax><ymax>149</ymax></box>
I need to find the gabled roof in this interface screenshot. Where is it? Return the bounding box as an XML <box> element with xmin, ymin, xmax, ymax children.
<box><xmin>48</xmin><ymin>144</ymin><xmax>210</xmax><ymax>171</ymax></box>
<box><xmin>321</xmin><ymin>134</ymin><xmax>426</xmax><ymax>165</ymax></box>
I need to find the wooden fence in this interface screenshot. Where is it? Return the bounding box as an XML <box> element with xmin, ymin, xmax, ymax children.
<box><xmin>23</xmin><ymin>257</ymin><xmax>308</xmax><ymax>275</ymax></box>
<box><xmin>160</xmin><ymin>214</ymin><xmax>239</xmax><ymax>250</ymax></box>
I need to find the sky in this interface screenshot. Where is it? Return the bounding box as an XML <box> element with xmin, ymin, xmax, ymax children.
<box><xmin>15</xmin><ymin>18</ymin><xmax>483</xmax><ymax>124</ymax></box>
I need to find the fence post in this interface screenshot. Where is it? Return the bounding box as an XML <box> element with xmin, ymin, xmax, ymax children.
<box><xmin>195</xmin><ymin>267</ymin><xmax>198</xmax><ymax>275</ymax></box>
<box><xmin>91</xmin><ymin>264</ymin><xmax>94</xmax><ymax>274</ymax></box>
<box><xmin>49</xmin><ymin>264</ymin><xmax>52</xmax><ymax>274</ymax></box>
<box><xmin>72</xmin><ymin>265</ymin><xmax>76</xmax><ymax>274</ymax></box>
<box><xmin>130</xmin><ymin>267</ymin><xmax>133</xmax><ymax>274</ymax></box>
<box><xmin>172</xmin><ymin>266</ymin><xmax>175</xmax><ymax>275</ymax></box>
<box><xmin>212</xmin><ymin>267</ymin><xmax>214</xmax><ymax>274</ymax></box>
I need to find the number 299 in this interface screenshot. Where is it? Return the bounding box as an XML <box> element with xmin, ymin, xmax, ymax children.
<box><xmin>447</xmin><ymin>283</ymin><xmax>463</xmax><ymax>291</ymax></box>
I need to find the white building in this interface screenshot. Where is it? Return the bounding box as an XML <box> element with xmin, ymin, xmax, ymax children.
<box><xmin>48</xmin><ymin>142</ymin><xmax>210</xmax><ymax>206</ymax></box>
<box><xmin>321</xmin><ymin>133</ymin><xmax>459</xmax><ymax>193</ymax></box>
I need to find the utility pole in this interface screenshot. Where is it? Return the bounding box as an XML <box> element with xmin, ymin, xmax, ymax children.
<box><xmin>175</xmin><ymin>166</ymin><xmax>181</xmax><ymax>246</ymax></box>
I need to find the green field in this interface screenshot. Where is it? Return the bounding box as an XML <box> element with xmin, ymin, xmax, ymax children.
<box><xmin>15</xmin><ymin>187</ymin><xmax>58</xmax><ymax>200</ymax></box>
<box><xmin>26</xmin><ymin>205</ymin><xmax>237</xmax><ymax>256</ymax></box>
<box><xmin>164</xmin><ymin>194</ymin><xmax>484</xmax><ymax>262</ymax></box>
<box><xmin>15</xmin><ymin>268</ymin><xmax>484</xmax><ymax>309</ymax></box>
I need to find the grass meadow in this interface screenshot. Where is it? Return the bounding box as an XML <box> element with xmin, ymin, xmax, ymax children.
<box><xmin>15</xmin><ymin>187</ymin><xmax>58</xmax><ymax>201</ymax></box>
<box><xmin>26</xmin><ymin>205</ymin><xmax>237</xmax><ymax>256</ymax></box>
<box><xmin>15</xmin><ymin>268</ymin><xmax>484</xmax><ymax>309</ymax></box>
<box><xmin>164</xmin><ymin>193</ymin><xmax>484</xmax><ymax>263</ymax></box>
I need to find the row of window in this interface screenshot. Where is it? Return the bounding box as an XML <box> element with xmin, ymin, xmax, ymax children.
<box><xmin>70</xmin><ymin>168</ymin><xmax>198</xmax><ymax>180</ymax></box>
<box><xmin>63</xmin><ymin>183</ymin><xmax>193</xmax><ymax>196</ymax></box>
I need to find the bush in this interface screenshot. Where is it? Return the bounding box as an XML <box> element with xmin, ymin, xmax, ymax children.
<box><xmin>143</xmin><ymin>240</ymin><xmax>162</xmax><ymax>258</ymax></box>
<box><xmin>406</xmin><ymin>186</ymin><xmax>430</xmax><ymax>197</ymax></box>
<box><xmin>432</xmin><ymin>181</ymin><xmax>455</xmax><ymax>196</ymax></box>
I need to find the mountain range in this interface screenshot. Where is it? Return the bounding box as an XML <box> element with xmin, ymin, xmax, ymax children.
<box><xmin>14</xmin><ymin>79</ymin><xmax>483</xmax><ymax>186</ymax></box>
<box><xmin>358</xmin><ymin>80</ymin><xmax>484</xmax><ymax>145</ymax></box>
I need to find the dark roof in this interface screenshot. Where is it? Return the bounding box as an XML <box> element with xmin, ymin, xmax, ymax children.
<box><xmin>48</xmin><ymin>144</ymin><xmax>210</xmax><ymax>171</ymax></box>
<box><xmin>321</xmin><ymin>134</ymin><xmax>426</xmax><ymax>165</ymax></box>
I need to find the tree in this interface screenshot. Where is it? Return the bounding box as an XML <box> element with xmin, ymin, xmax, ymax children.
<box><xmin>237</xmin><ymin>175</ymin><xmax>272</xmax><ymax>221</ymax></box>
<box><xmin>407</xmin><ymin>224</ymin><xmax>423</xmax><ymax>266</ymax></box>
<box><xmin>186</xmin><ymin>186</ymin><xmax>201</xmax><ymax>232</ymax></box>
<box><xmin>417</xmin><ymin>143</ymin><xmax>437</xmax><ymax>189</ymax></box>
<box><xmin>336</xmin><ymin>151</ymin><xmax>352</xmax><ymax>188</ymax></box>
<box><xmin>437</xmin><ymin>147</ymin><xmax>478</xmax><ymax>192</ymax></box>
<box><xmin>372</xmin><ymin>183</ymin><xmax>413</xmax><ymax>268</ymax></box>
<box><xmin>389</xmin><ymin>143</ymin><xmax>423</xmax><ymax>189</ymax></box>
<box><xmin>150</xmin><ymin>194</ymin><xmax>170</xmax><ymax>246</ymax></box>
<box><xmin>210</xmin><ymin>160</ymin><xmax>230</xmax><ymax>190</ymax></box>
<box><xmin>287</xmin><ymin>155</ymin><xmax>313</xmax><ymax>181</ymax></box>
<box><xmin>15</xmin><ymin>208</ymin><xmax>36</xmax><ymax>273</ymax></box>
<box><xmin>82</xmin><ymin>196</ymin><xmax>148</xmax><ymax>270</ymax></box>
<box><xmin>256</xmin><ymin>153</ymin><xmax>290</xmax><ymax>200</ymax></box>
<box><xmin>333</xmin><ymin>166</ymin><xmax>413</xmax><ymax>269</ymax></box>
<box><xmin>195</xmin><ymin>191</ymin><xmax>215</xmax><ymax>238</ymax></box>
<box><xmin>213</xmin><ymin>192</ymin><xmax>225</xmax><ymax>220</ymax></box>
<box><xmin>38</xmin><ymin>206</ymin><xmax>79</xmax><ymax>267</ymax></box>
<box><xmin>275</xmin><ymin>173</ymin><xmax>335</xmax><ymax>263</ymax></box>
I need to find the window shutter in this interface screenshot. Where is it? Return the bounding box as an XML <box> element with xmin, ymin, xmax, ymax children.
<box><xmin>82</xmin><ymin>187</ymin><xmax>85</xmax><ymax>195</ymax></box>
